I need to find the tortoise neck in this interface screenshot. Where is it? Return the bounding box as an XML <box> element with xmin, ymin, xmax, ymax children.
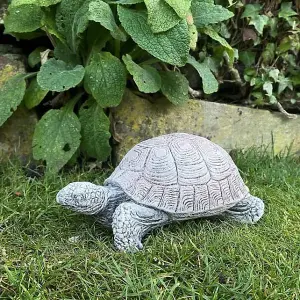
<box><xmin>96</xmin><ymin>185</ymin><xmax>128</xmax><ymax>226</ymax></box>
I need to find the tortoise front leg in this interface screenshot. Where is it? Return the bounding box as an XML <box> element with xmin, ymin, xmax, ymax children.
<box><xmin>112</xmin><ymin>202</ymin><xmax>169</xmax><ymax>252</ymax></box>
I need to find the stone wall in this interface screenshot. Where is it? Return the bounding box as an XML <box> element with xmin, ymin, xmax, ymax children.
<box><xmin>112</xmin><ymin>90</ymin><xmax>300</xmax><ymax>163</ymax></box>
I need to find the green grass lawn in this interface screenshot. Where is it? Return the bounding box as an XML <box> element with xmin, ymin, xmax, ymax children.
<box><xmin>1</xmin><ymin>150</ymin><xmax>300</xmax><ymax>299</ymax></box>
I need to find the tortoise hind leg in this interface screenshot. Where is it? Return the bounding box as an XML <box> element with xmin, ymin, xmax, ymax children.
<box><xmin>222</xmin><ymin>196</ymin><xmax>264</xmax><ymax>224</ymax></box>
<box><xmin>112</xmin><ymin>202</ymin><xmax>169</xmax><ymax>252</ymax></box>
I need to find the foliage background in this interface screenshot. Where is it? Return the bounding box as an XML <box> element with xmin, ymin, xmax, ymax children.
<box><xmin>0</xmin><ymin>0</ymin><xmax>299</xmax><ymax>173</ymax></box>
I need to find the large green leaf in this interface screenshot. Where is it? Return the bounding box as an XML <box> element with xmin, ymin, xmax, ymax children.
<box><xmin>56</xmin><ymin>0</ymin><xmax>87</xmax><ymax>51</ymax></box>
<box><xmin>187</xmin><ymin>55</ymin><xmax>218</xmax><ymax>94</ymax></box>
<box><xmin>164</xmin><ymin>0</ymin><xmax>191</xmax><ymax>18</ymax></box>
<box><xmin>144</xmin><ymin>0</ymin><xmax>181</xmax><ymax>33</ymax></box>
<box><xmin>88</xmin><ymin>0</ymin><xmax>127</xmax><ymax>41</ymax></box>
<box><xmin>79</xmin><ymin>98</ymin><xmax>111</xmax><ymax>160</ymax></box>
<box><xmin>37</xmin><ymin>58</ymin><xmax>85</xmax><ymax>92</ymax></box>
<box><xmin>188</xmin><ymin>23</ymin><xmax>198</xmax><ymax>50</ymax></box>
<box><xmin>191</xmin><ymin>1</ymin><xmax>233</xmax><ymax>27</ymax></box>
<box><xmin>239</xmin><ymin>51</ymin><xmax>256</xmax><ymax>67</ymax></box>
<box><xmin>23</xmin><ymin>78</ymin><xmax>48</xmax><ymax>109</ymax></box>
<box><xmin>56</xmin><ymin>0</ymin><xmax>125</xmax><ymax>52</ymax></box>
<box><xmin>160</xmin><ymin>71</ymin><xmax>189</xmax><ymax>105</ymax></box>
<box><xmin>32</xmin><ymin>104</ymin><xmax>81</xmax><ymax>173</ymax></box>
<box><xmin>54</xmin><ymin>41</ymin><xmax>81</xmax><ymax>66</ymax></box>
<box><xmin>109</xmin><ymin>0</ymin><xmax>144</xmax><ymax>3</ymax></box>
<box><xmin>85</xmin><ymin>23</ymin><xmax>112</xmax><ymax>60</ymax></box>
<box><xmin>84</xmin><ymin>52</ymin><xmax>127</xmax><ymax>108</ymax></box>
<box><xmin>10</xmin><ymin>0</ymin><xmax>62</xmax><ymax>6</ymax></box>
<box><xmin>122</xmin><ymin>54</ymin><xmax>161</xmax><ymax>93</ymax></box>
<box><xmin>4</xmin><ymin>4</ymin><xmax>43</xmax><ymax>33</ymax></box>
<box><xmin>118</xmin><ymin>6</ymin><xmax>189</xmax><ymax>66</ymax></box>
<box><xmin>41</xmin><ymin>6</ymin><xmax>65</xmax><ymax>42</ymax></box>
<box><xmin>0</xmin><ymin>74</ymin><xmax>26</xmax><ymax>127</ymax></box>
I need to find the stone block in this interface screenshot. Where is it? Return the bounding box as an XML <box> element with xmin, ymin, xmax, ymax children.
<box><xmin>0</xmin><ymin>49</ymin><xmax>38</xmax><ymax>163</ymax></box>
<box><xmin>112</xmin><ymin>90</ymin><xmax>300</xmax><ymax>162</ymax></box>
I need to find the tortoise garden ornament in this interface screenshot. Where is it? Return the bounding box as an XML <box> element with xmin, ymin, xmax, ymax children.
<box><xmin>57</xmin><ymin>133</ymin><xmax>264</xmax><ymax>252</ymax></box>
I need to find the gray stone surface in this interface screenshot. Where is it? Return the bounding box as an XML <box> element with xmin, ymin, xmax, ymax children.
<box><xmin>57</xmin><ymin>133</ymin><xmax>264</xmax><ymax>252</ymax></box>
<box><xmin>112</xmin><ymin>90</ymin><xmax>300</xmax><ymax>163</ymax></box>
<box><xmin>0</xmin><ymin>49</ymin><xmax>38</xmax><ymax>163</ymax></box>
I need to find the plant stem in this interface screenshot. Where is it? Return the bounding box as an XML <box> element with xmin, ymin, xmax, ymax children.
<box><xmin>23</xmin><ymin>72</ymin><xmax>38</xmax><ymax>79</ymax></box>
<box><xmin>114</xmin><ymin>39</ymin><xmax>120</xmax><ymax>58</ymax></box>
<box><xmin>64</xmin><ymin>92</ymin><xmax>85</xmax><ymax>113</ymax></box>
<box><xmin>140</xmin><ymin>58</ymin><xmax>160</xmax><ymax>65</ymax></box>
<box><xmin>43</xmin><ymin>27</ymin><xmax>56</xmax><ymax>48</ymax></box>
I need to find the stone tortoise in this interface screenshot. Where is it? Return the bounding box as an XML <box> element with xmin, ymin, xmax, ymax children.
<box><xmin>56</xmin><ymin>133</ymin><xmax>264</xmax><ymax>252</ymax></box>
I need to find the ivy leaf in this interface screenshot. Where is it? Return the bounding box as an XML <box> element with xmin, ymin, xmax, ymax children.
<box><xmin>249</xmin><ymin>15</ymin><xmax>269</xmax><ymax>35</ymax></box>
<box><xmin>277</xmin><ymin>36</ymin><xmax>300</xmax><ymax>54</ymax></box>
<box><xmin>122</xmin><ymin>54</ymin><xmax>161</xmax><ymax>93</ymax></box>
<box><xmin>268</xmin><ymin>69</ymin><xmax>279</xmax><ymax>82</ymax></box>
<box><xmin>278</xmin><ymin>75</ymin><xmax>293</xmax><ymax>95</ymax></box>
<box><xmin>187</xmin><ymin>55</ymin><xmax>218</xmax><ymax>94</ymax></box>
<box><xmin>191</xmin><ymin>2</ymin><xmax>234</xmax><ymax>27</ymax></box>
<box><xmin>263</xmin><ymin>81</ymin><xmax>273</xmax><ymax>97</ymax></box>
<box><xmin>0</xmin><ymin>74</ymin><xmax>26</xmax><ymax>127</ymax></box>
<box><xmin>144</xmin><ymin>0</ymin><xmax>181</xmax><ymax>33</ymax></box>
<box><xmin>269</xmin><ymin>95</ymin><xmax>277</xmax><ymax>104</ymax></box>
<box><xmin>84</xmin><ymin>52</ymin><xmax>126</xmax><ymax>108</ymax></box>
<box><xmin>23</xmin><ymin>78</ymin><xmax>48</xmax><ymax>109</ymax></box>
<box><xmin>4</xmin><ymin>4</ymin><xmax>43</xmax><ymax>33</ymax></box>
<box><xmin>118</xmin><ymin>6</ymin><xmax>189</xmax><ymax>66</ymax></box>
<box><xmin>164</xmin><ymin>0</ymin><xmax>192</xmax><ymax>19</ymax></box>
<box><xmin>10</xmin><ymin>0</ymin><xmax>62</xmax><ymax>6</ymax></box>
<box><xmin>261</xmin><ymin>43</ymin><xmax>275</xmax><ymax>65</ymax></box>
<box><xmin>268</xmin><ymin>18</ymin><xmax>278</xmax><ymax>38</ymax></box>
<box><xmin>79</xmin><ymin>98</ymin><xmax>111</xmax><ymax>160</ymax></box>
<box><xmin>278</xmin><ymin>2</ymin><xmax>297</xmax><ymax>20</ymax></box>
<box><xmin>32</xmin><ymin>104</ymin><xmax>81</xmax><ymax>174</ymax></box>
<box><xmin>239</xmin><ymin>51</ymin><xmax>256</xmax><ymax>67</ymax></box>
<box><xmin>241</xmin><ymin>4</ymin><xmax>262</xmax><ymax>18</ymax></box>
<box><xmin>201</xmin><ymin>26</ymin><xmax>234</xmax><ymax>65</ymax></box>
<box><xmin>160</xmin><ymin>71</ymin><xmax>189</xmax><ymax>105</ymax></box>
<box><xmin>290</xmin><ymin>74</ymin><xmax>300</xmax><ymax>85</ymax></box>
<box><xmin>37</xmin><ymin>58</ymin><xmax>85</xmax><ymax>92</ymax></box>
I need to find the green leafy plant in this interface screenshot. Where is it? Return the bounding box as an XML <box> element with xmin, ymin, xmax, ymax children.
<box><xmin>232</xmin><ymin>1</ymin><xmax>300</xmax><ymax>112</ymax></box>
<box><xmin>1</xmin><ymin>0</ymin><xmax>234</xmax><ymax>173</ymax></box>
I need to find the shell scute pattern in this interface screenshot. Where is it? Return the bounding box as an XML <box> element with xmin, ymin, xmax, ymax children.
<box><xmin>105</xmin><ymin>133</ymin><xmax>249</xmax><ymax>215</ymax></box>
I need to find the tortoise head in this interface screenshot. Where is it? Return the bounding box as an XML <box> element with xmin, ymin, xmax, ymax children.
<box><xmin>56</xmin><ymin>182</ymin><xmax>109</xmax><ymax>215</ymax></box>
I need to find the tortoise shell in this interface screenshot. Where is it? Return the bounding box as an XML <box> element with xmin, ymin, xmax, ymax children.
<box><xmin>105</xmin><ymin>133</ymin><xmax>249</xmax><ymax>215</ymax></box>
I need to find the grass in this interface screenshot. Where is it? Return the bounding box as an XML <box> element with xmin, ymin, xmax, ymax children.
<box><xmin>0</xmin><ymin>149</ymin><xmax>300</xmax><ymax>299</ymax></box>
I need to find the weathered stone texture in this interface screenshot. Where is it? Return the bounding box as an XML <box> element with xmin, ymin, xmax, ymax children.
<box><xmin>113</xmin><ymin>90</ymin><xmax>300</xmax><ymax>162</ymax></box>
<box><xmin>0</xmin><ymin>50</ymin><xmax>38</xmax><ymax>163</ymax></box>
